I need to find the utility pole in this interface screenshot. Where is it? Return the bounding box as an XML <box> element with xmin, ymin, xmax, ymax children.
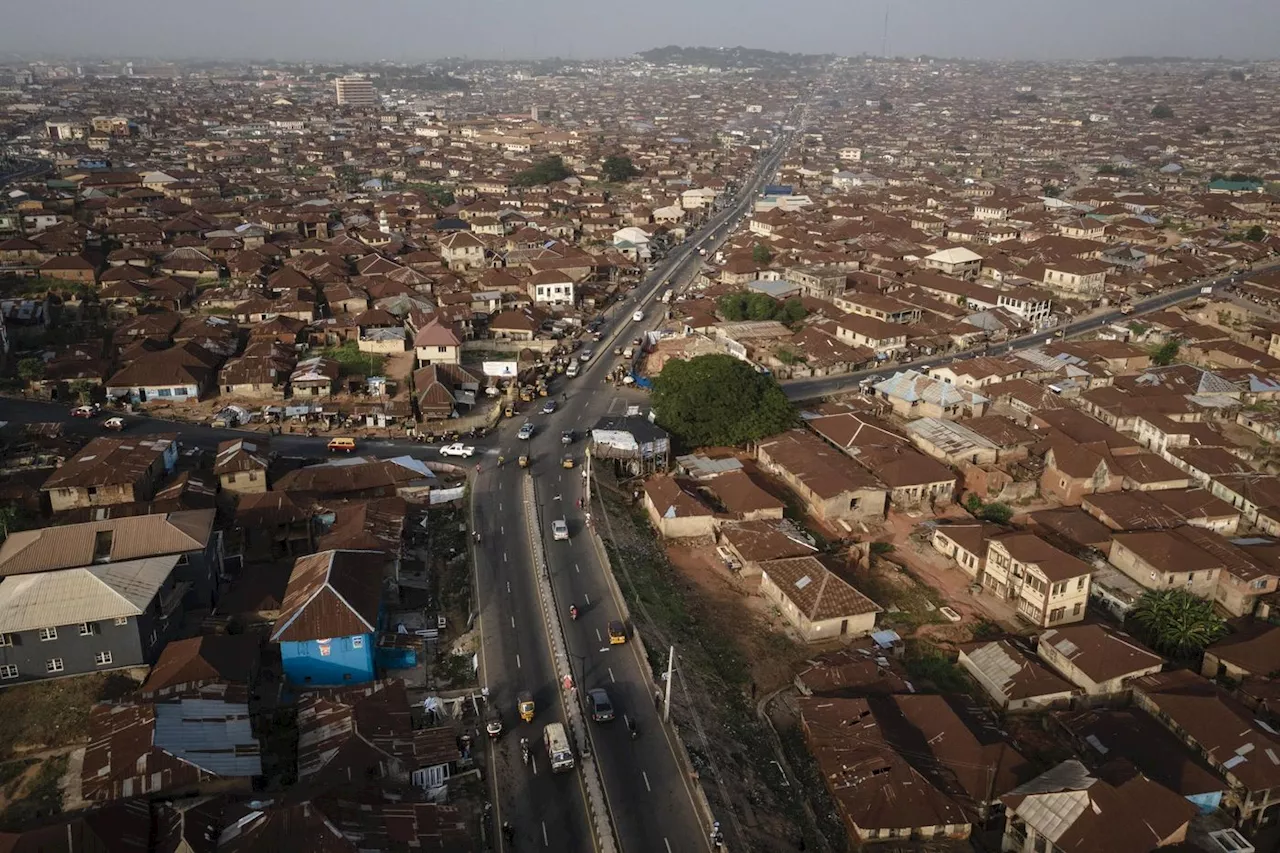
<box><xmin>663</xmin><ymin>645</ymin><xmax>674</xmax><ymax>723</ymax></box>
<box><xmin>584</xmin><ymin>446</ymin><xmax>592</xmax><ymax>506</ymax></box>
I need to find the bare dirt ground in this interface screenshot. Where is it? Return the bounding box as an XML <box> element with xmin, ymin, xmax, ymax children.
<box><xmin>594</xmin><ymin>477</ymin><xmax>828</xmax><ymax>852</ymax></box>
<box><xmin>876</xmin><ymin>508</ymin><xmax>1025</xmax><ymax>636</ymax></box>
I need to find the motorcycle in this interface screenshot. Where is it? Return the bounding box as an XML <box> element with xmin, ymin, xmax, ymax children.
<box><xmin>520</xmin><ymin>737</ymin><xmax>530</xmax><ymax>765</ymax></box>
<box><xmin>569</xmin><ymin>605</ymin><xmax>578</xmax><ymax>622</ymax></box>
<box><xmin>627</xmin><ymin>718</ymin><xmax>639</xmax><ymax>740</ymax></box>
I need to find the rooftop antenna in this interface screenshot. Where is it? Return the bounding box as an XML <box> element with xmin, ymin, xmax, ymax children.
<box><xmin>881</xmin><ymin>5</ymin><xmax>890</xmax><ymax>58</ymax></box>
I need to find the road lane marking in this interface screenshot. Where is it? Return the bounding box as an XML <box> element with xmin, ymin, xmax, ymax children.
<box><xmin>608</xmin><ymin>667</ymin><xmax>615</xmax><ymax>684</ymax></box>
<box><xmin>643</xmin><ymin>771</ymin><xmax>652</xmax><ymax>792</ymax></box>
<box><xmin>584</xmin><ymin>593</ymin><xmax>591</xmax><ymax>605</ymax></box>
<box><xmin>665</xmin><ymin>840</ymin><xmax>673</xmax><ymax>853</ymax></box>
<box><xmin>595</xmin><ymin>628</ymin><xmax>602</xmax><ymax>643</ymax></box>
<box><xmin>510</xmin><ymin>616</ymin><xmax>516</xmax><ymax>629</ymax></box>
<box><xmin>542</xmin><ymin>822</ymin><xmax>549</xmax><ymax>847</ymax></box>
<box><xmin>506</xmin><ymin>582</ymin><xmax>511</xmax><ymax>593</ymax></box>
<box><xmin>575</xmin><ymin>563</ymin><xmax>580</xmax><ymax>573</ymax></box>
<box><xmin>516</xmin><ymin>654</ymin><xmax>521</xmax><ymax>669</ymax></box>
<box><xmin>504</xmin><ymin>552</ymin><xmax>508</xmax><ymax>563</ymax></box>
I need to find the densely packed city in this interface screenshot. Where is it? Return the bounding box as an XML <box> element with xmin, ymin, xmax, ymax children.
<box><xmin>0</xmin><ymin>45</ymin><xmax>1279</xmax><ymax>853</ymax></box>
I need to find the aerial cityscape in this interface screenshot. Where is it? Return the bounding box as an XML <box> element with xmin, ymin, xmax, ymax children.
<box><xmin>1</xmin><ymin>4</ymin><xmax>1280</xmax><ymax>853</ymax></box>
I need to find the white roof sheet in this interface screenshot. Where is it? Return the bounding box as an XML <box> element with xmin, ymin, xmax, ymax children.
<box><xmin>0</xmin><ymin>555</ymin><xmax>178</xmax><ymax>632</ymax></box>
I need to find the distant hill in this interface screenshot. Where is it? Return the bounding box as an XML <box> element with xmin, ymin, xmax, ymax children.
<box><xmin>637</xmin><ymin>45</ymin><xmax>829</xmax><ymax>71</ymax></box>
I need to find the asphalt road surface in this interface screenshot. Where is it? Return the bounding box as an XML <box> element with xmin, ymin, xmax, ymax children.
<box><xmin>781</xmin><ymin>268</ymin><xmax>1270</xmax><ymax>402</ymax></box>
<box><xmin>478</xmin><ymin>129</ymin><xmax>799</xmax><ymax>853</ymax></box>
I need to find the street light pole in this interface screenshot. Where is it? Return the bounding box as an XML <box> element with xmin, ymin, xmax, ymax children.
<box><xmin>663</xmin><ymin>645</ymin><xmax>674</xmax><ymax>723</ymax></box>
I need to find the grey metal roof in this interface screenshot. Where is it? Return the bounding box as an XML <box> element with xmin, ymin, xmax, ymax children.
<box><xmin>153</xmin><ymin>698</ymin><xmax>262</xmax><ymax>777</ymax></box>
<box><xmin>0</xmin><ymin>555</ymin><xmax>179</xmax><ymax>632</ymax></box>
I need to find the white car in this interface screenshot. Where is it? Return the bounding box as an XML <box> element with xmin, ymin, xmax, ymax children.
<box><xmin>439</xmin><ymin>443</ymin><xmax>476</xmax><ymax>458</ymax></box>
<box><xmin>632</xmin><ymin>310</ymin><xmax>644</xmax><ymax>322</ymax></box>
<box><xmin>552</xmin><ymin>519</ymin><xmax>569</xmax><ymax>541</ymax></box>
<box><xmin>102</xmin><ymin>417</ymin><xmax>127</xmax><ymax>431</ymax></box>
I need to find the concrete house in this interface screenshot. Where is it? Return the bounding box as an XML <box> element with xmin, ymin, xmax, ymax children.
<box><xmin>756</xmin><ymin>430</ymin><xmax>888</xmax><ymax>524</ymax></box>
<box><xmin>214</xmin><ymin>438</ymin><xmax>271</xmax><ymax>494</ymax></box>
<box><xmin>0</xmin><ymin>555</ymin><xmax>192</xmax><ymax>686</ymax></box>
<box><xmin>641</xmin><ymin>475</ymin><xmax>717</xmax><ymax>539</ymax></box>
<box><xmin>1001</xmin><ymin>760</ymin><xmax>1194</xmax><ymax>853</ymax></box>
<box><xmin>1133</xmin><ymin>669</ymin><xmax>1280</xmax><ymax>829</ymax></box>
<box><xmin>800</xmin><ymin>696</ymin><xmax>972</xmax><ymax>844</ymax></box>
<box><xmin>438</xmin><ymin>230</ymin><xmax>486</xmax><ymax>271</ymax></box>
<box><xmin>873</xmin><ymin>371</ymin><xmax>990</xmax><ymax>421</ymax></box>
<box><xmin>932</xmin><ymin>522</ymin><xmax>1004</xmax><ymax>582</ymax></box>
<box><xmin>412</xmin><ymin>316</ymin><xmax>462</xmax><ymax>366</ymax></box>
<box><xmin>984</xmin><ymin>533</ymin><xmax>1092</xmax><ymax>628</ymax></box>
<box><xmin>40</xmin><ymin>434</ymin><xmax>179</xmax><ymax>513</ymax></box>
<box><xmin>1202</xmin><ymin>622</ymin><xmax>1280</xmax><ymax>684</ymax></box>
<box><xmin>271</xmin><ymin>550</ymin><xmax>386</xmax><ymax>686</ymax></box>
<box><xmin>958</xmin><ymin>639</ymin><xmax>1077</xmax><ymax>712</ymax></box>
<box><xmin>1107</xmin><ymin>527</ymin><xmax>1222</xmax><ymax>601</ymax></box>
<box><xmin>922</xmin><ymin>246</ymin><xmax>984</xmax><ymax>279</ymax></box>
<box><xmin>525</xmin><ymin>269</ymin><xmax>577</xmax><ymax>306</ymax></box>
<box><xmin>1035</xmin><ymin>623</ymin><xmax>1163</xmax><ymax>696</ymax></box>
<box><xmin>759</xmin><ymin>556</ymin><xmax>881</xmax><ymax>642</ymax></box>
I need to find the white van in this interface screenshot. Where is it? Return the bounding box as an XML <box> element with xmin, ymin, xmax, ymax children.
<box><xmin>544</xmin><ymin>722</ymin><xmax>575</xmax><ymax>772</ymax></box>
<box><xmin>566</xmin><ymin>361</ymin><xmax>580</xmax><ymax>378</ymax></box>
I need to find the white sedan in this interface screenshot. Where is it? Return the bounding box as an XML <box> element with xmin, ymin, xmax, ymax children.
<box><xmin>439</xmin><ymin>443</ymin><xmax>476</xmax><ymax>458</ymax></box>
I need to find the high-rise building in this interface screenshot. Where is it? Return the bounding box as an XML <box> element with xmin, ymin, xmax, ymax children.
<box><xmin>335</xmin><ymin>76</ymin><xmax>376</xmax><ymax>107</ymax></box>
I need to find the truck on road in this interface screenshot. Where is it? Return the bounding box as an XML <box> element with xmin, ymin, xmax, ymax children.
<box><xmin>544</xmin><ymin>722</ymin><xmax>575</xmax><ymax>772</ymax></box>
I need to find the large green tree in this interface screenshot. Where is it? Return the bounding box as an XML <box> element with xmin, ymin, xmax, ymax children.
<box><xmin>718</xmin><ymin>292</ymin><xmax>779</xmax><ymax>322</ymax></box>
<box><xmin>513</xmin><ymin>155</ymin><xmax>572</xmax><ymax>186</ymax></box>
<box><xmin>652</xmin><ymin>354</ymin><xmax>796</xmax><ymax>447</ymax></box>
<box><xmin>1246</xmin><ymin>225</ymin><xmax>1267</xmax><ymax>242</ymax></box>
<box><xmin>602</xmin><ymin>155</ymin><xmax>639</xmax><ymax>183</ymax></box>
<box><xmin>751</xmin><ymin>243</ymin><xmax>774</xmax><ymax>265</ymax></box>
<box><xmin>1127</xmin><ymin>588</ymin><xmax>1226</xmax><ymax>659</ymax></box>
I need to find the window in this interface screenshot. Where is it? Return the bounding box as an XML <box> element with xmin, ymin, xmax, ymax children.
<box><xmin>0</xmin><ymin>665</ymin><xmax>16</xmax><ymax>680</ymax></box>
<box><xmin>176</xmin><ymin>554</ymin><xmax>190</xmax><ymax>566</ymax></box>
<box><xmin>1049</xmin><ymin>607</ymin><xmax>1066</xmax><ymax>623</ymax></box>
<box><xmin>46</xmin><ymin>658</ymin><xmax>64</xmax><ymax>673</ymax></box>
<box><xmin>79</xmin><ymin>622</ymin><xmax>93</xmax><ymax>636</ymax></box>
<box><xmin>1077</xmin><ymin>577</ymin><xmax>1087</xmax><ymax>591</ymax></box>
<box><xmin>437</xmin><ymin>346</ymin><xmax>448</xmax><ymax>353</ymax></box>
<box><xmin>148</xmin><ymin>630</ymin><xmax>158</xmax><ymax>646</ymax></box>
<box><xmin>114</xmin><ymin>617</ymin><xmax>129</xmax><ymax>626</ymax></box>
<box><xmin>38</xmin><ymin>627</ymin><xmax>57</xmax><ymax>642</ymax></box>
<box><xmin>94</xmin><ymin>651</ymin><xmax>113</xmax><ymax>666</ymax></box>
<box><xmin>172</xmin><ymin>388</ymin><xmax>188</xmax><ymax>397</ymax></box>
<box><xmin>0</xmin><ymin>633</ymin><xmax>8</xmax><ymax>647</ymax></box>
<box><xmin>158</xmin><ymin>388</ymin><xmax>172</xmax><ymax>397</ymax></box>
<box><xmin>1073</xmin><ymin>602</ymin><xmax>1083</xmax><ymax>616</ymax></box>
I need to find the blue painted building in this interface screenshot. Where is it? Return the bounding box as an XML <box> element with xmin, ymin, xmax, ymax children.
<box><xmin>271</xmin><ymin>549</ymin><xmax>386</xmax><ymax>686</ymax></box>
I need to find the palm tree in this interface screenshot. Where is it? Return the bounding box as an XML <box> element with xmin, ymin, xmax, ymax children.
<box><xmin>1127</xmin><ymin>588</ymin><xmax>1226</xmax><ymax>659</ymax></box>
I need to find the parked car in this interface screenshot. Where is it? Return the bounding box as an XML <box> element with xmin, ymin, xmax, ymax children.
<box><xmin>552</xmin><ymin>519</ymin><xmax>569</xmax><ymax>541</ymax></box>
<box><xmin>632</xmin><ymin>310</ymin><xmax>644</xmax><ymax>322</ymax></box>
<box><xmin>517</xmin><ymin>422</ymin><xmax>535</xmax><ymax>440</ymax></box>
<box><xmin>579</xmin><ymin>349</ymin><xmax>594</xmax><ymax>363</ymax></box>
<box><xmin>587</xmin><ymin>688</ymin><xmax>615</xmax><ymax>723</ymax></box>
<box><xmin>439</xmin><ymin>443</ymin><xmax>476</xmax><ymax>458</ymax></box>
<box><xmin>70</xmin><ymin>404</ymin><xmax>100</xmax><ymax>418</ymax></box>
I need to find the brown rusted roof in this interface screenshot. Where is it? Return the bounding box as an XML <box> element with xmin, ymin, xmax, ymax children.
<box><xmin>139</xmin><ymin>634</ymin><xmax>260</xmax><ymax>698</ymax></box>
<box><xmin>270</xmin><ymin>550</ymin><xmax>384</xmax><ymax>643</ymax></box>
<box><xmin>41</xmin><ymin>434</ymin><xmax>178</xmax><ymax>492</ymax></box>
<box><xmin>761</xmin><ymin>556</ymin><xmax>882</xmax><ymax>622</ymax></box>
<box><xmin>0</xmin><ymin>509</ymin><xmax>214</xmax><ymax>576</ymax></box>
<box><xmin>296</xmin><ymin>679</ymin><xmax>459</xmax><ymax>786</ymax></box>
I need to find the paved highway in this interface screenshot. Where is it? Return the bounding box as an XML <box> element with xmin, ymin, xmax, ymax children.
<box><xmin>477</xmin><ymin>129</ymin><xmax>798</xmax><ymax>853</ymax></box>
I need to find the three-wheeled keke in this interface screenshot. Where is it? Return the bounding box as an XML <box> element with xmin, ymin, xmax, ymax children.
<box><xmin>518</xmin><ymin>454</ymin><xmax>530</xmax><ymax>468</ymax></box>
<box><xmin>518</xmin><ymin>690</ymin><xmax>535</xmax><ymax>723</ymax></box>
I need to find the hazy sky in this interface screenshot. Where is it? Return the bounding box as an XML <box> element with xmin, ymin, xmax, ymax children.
<box><xmin>2</xmin><ymin>0</ymin><xmax>1277</xmax><ymax>62</ymax></box>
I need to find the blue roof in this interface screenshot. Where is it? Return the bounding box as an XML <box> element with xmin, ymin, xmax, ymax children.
<box><xmin>762</xmin><ymin>184</ymin><xmax>794</xmax><ymax>196</ymax></box>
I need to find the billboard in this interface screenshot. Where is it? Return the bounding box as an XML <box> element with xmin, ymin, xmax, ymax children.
<box><xmin>482</xmin><ymin>361</ymin><xmax>518</xmax><ymax>378</ymax></box>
